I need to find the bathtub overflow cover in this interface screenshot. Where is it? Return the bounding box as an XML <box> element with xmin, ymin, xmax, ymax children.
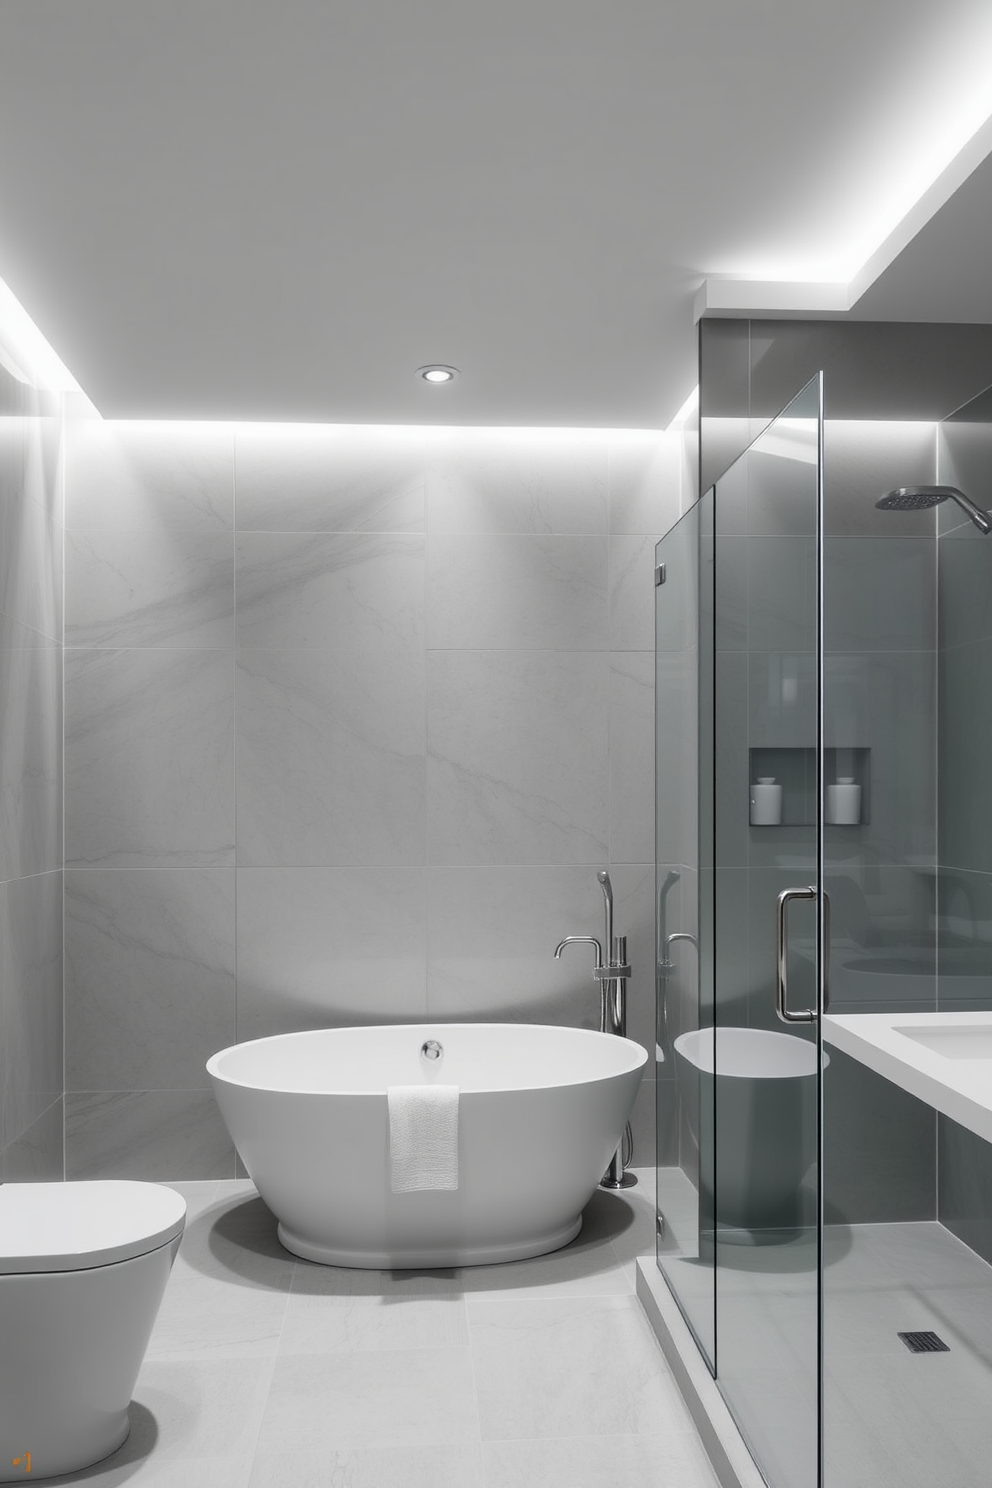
<box><xmin>421</xmin><ymin>1039</ymin><xmax>443</xmax><ymax>1062</ymax></box>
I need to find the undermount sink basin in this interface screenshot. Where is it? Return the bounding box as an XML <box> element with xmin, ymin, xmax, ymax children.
<box><xmin>894</xmin><ymin>1025</ymin><xmax>992</xmax><ymax>1060</ymax></box>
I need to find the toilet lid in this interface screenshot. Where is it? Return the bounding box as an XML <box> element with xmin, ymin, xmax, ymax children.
<box><xmin>0</xmin><ymin>1181</ymin><xmax>187</xmax><ymax>1274</ymax></box>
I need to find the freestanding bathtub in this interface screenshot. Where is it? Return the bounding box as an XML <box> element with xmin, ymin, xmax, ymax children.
<box><xmin>207</xmin><ymin>1023</ymin><xmax>647</xmax><ymax>1268</ymax></box>
<box><xmin>675</xmin><ymin>1026</ymin><xmax>828</xmax><ymax>1233</ymax></box>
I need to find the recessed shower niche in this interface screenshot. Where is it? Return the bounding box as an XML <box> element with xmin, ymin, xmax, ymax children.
<box><xmin>748</xmin><ymin>747</ymin><xmax>871</xmax><ymax>827</ymax></box>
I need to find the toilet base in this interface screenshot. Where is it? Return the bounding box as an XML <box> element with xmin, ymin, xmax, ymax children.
<box><xmin>0</xmin><ymin>1242</ymin><xmax>176</xmax><ymax>1485</ymax></box>
<box><xmin>0</xmin><ymin>1411</ymin><xmax>130</xmax><ymax>1484</ymax></box>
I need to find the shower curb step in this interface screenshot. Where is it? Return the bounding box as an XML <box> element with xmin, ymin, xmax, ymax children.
<box><xmin>635</xmin><ymin>1258</ymin><xmax>766</xmax><ymax>1488</ymax></box>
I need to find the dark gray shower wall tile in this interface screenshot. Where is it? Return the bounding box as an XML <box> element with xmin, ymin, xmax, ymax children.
<box><xmin>1</xmin><ymin>871</ymin><xmax>62</xmax><ymax>1150</ymax></box>
<box><xmin>939</xmin><ymin>634</ymin><xmax>992</xmax><ymax>873</ymax></box>
<box><xmin>825</xmin><ymin>651</ymin><xmax>936</xmax><ymax>867</ymax></box>
<box><xmin>749</xmin><ymin>319</ymin><xmax>992</xmax><ymax>422</ymax></box>
<box><xmin>65</xmin><ymin>869</ymin><xmax>235</xmax><ymax>1092</ymax></box>
<box><xmin>747</xmin><ymin>650</ymin><xmax>816</xmax><ymax>750</ymax></box>
<box><xmin>236</xmin><ymin>867</ymin><xmax>427</xmax><ymax>1042</ymax></box>
<box><xmin>746</xmin><ymin>536</ymin><xmax>816</xmax><ymax>653</ymax></box>
<box><xmin>823</xmin><ymin>420</ymin><xmax>937</xmax><ymax>537</ymax></box>
<box><xmin>235</xmin><ymin>423</ymin><xmax>426</xmax><ymax>532</ymax></box>
<box><xmin>65</xmin><ymin>1090</ymin><xmax>235</xmax><ymax>1180</ymax></box>
<box><xmin>715</xmin><ymin>867</ymin><xmax>752</xmax><ymax>1031</ymax></box>
<box><xmin>427</xmin><ymin>650</ymin><xmax>609</xmax><ymax>867</ymax></box>
<box><xmin>714</xmin><ymin>652</ymin><xmax>748</xmax><ymax>869</ymax></box>
<box><xmin>236</xmin><ymin>646</ymin><xmax>426</xmax><ymax>867</ymax></box>
<box><xmin>824</xmin><ymin>539</ymin><xmax>935</xmax><ymax>653</ymax></box>
<box><xmin>610</xmin><ymin>654</ymin><xmax>654</xmax><ymax>866</ymax></box>
<box><xmin>935</xmin><ymin>868</ymin><xmax>992</xmax><ymax>1011</ymax></box>
<box><xmin>746</xmin><ymin>446</ymin><xmax>817</xmax><ymax>538</ymax></box>
<box><xmin>65</xmin><ymin>648</ymin><xmax>235</xmax><ymax>869</ymax></box>
<box><xmin>711</xmin><ymin>434</ymin><xmax>748</xmax><ymax>534</ymax></box>
<box><xmin>0</xmin><ymin>620</ymin><xmax>61</xmax><ymax>882</ymax></box>
<box><xmin>938</xmin><ymin>1115</ymin><xmax>992</xmax><ymax>1267</ymax></box>
<box><xmin>607</xmin><ymin>434</ymin><xmax>680</xmax><ymax>536</ymax></box>
<box><xmin>714</xmin><ymin>536</ymin><xmax>746</xmax><ymax>651</ymax></box>
<box><xmin>65</xmin><ymin>419</ymin><xmax>234</xmax><ymax>531</ymax></box>
<box><xmin>236</xmin><ymin>532</ymin><xmax>425</xmax><ymax>649</ymax></box>
<box><xmin>65</xmin><ymin>527</ymin><xmax>234</xmax><ymax>648</ymax></box>
<box><xmin>938</xmin><ymin>524</ymin><xmax>992</xmax><ymax>651</ymax></box>
<box><xmin>824</xmin><ymin>1048</ymin><xmax>936</xmax><ymax>1225</ymax></box>
<box><xmin>428</xmin><ymin>533</ymin><xmax>609</xmax><ymax>652</ymax></box>
<box><xmin>938</xmin><ymin>419</ymin><xmax>992</xmax><ymax>533</ymax></box>
<box><xmin>426</xmin><ymin>431</ymin><xmax>608</xmax><ymax>535</ymax></box>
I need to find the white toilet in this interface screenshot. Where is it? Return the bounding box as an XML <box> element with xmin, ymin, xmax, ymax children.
<box><xmin>0</xmin><ymin>1181</ymin><xmax>186</xmax><ymax>1482</ymax></box>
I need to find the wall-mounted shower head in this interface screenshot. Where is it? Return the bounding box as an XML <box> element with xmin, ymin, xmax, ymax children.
<box><xmin>876</xmin><ymin>486</ymin><xmax>992</xmax><ymax>535</ymax></box>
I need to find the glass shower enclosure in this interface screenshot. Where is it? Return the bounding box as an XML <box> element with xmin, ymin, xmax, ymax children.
<box><xmin>655</xmin><ymin>378</ymin><xmax>823</xmax><ymax>1488</ymax></box>
<box><xmin>656</xmin><ymin>361</ymin><xmax>992</xmax><ymax>1488</ymax></box>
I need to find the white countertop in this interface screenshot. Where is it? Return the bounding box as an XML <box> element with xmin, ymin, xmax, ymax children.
<box><xmin>823</xmin><ymin>1011</ymin><xmax>992</xmax><ymax>1144</ymax></box>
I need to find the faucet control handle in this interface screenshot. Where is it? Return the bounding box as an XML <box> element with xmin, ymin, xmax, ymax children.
<box><xmin>593</xmin><ymin>962</ymin><xmax>632</xmax><ymax>979</ymax></box>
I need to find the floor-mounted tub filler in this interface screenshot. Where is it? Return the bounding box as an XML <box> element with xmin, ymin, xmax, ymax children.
<box><xmin>207</xmin><ymin>1022</ymin><xmax>646</xmax><ymax>1268</ymax></box>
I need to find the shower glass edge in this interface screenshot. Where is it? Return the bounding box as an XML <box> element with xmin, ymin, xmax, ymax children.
<box><xmin>655</xmin><ymin>375</ymin><xmax>825</xmax><ymax>1488</ymax></box>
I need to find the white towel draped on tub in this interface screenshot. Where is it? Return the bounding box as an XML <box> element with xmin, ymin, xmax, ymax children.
<box><xmin>387</xmin><ymin>1084</ymin><xmax>459</xmax><ymax>1193</ymax></box>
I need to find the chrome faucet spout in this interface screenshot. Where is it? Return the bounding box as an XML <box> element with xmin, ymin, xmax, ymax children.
<box><xmin>554</xmin><ymin>934</ymin><xmax>603</xmax><ymax>970</ymax></box>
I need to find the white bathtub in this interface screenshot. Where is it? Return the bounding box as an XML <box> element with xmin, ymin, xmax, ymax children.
<box><xmin>207</xmin><ymin>1023</ymin><xmax>647</xmax><ymax>1268</ymax></box>
<box><xmin>675</xmin><ymin>1027</ymin><xmax>827</xmax><ymax>1232</ymax></box>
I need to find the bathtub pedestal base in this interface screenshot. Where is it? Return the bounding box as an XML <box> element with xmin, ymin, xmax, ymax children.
<box><xmin>276</xmin><ymin>1213</ymin><xmax>583</xmax><ymax>1269</ymax></box>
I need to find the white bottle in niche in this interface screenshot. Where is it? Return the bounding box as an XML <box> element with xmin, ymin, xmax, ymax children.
<box><xmin>827</xmin><ymin>777</ymin><xmax>861</xmax><ymax>825</ymax></box>
<box><xmin>750</xmin><ymin>777</ymin><xmax>782</xmax><ymax>826</ymax></box>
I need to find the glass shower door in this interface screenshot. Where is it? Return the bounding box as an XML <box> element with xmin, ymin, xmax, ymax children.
<box><xmin>712</xmin><ymin>376</ymin><xmax>824</xmax><ymax>1488</ymax></box>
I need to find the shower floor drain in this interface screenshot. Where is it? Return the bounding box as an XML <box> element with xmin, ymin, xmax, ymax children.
<box><xmin>898</xmin><ymin>1330</ymin><xmax>949</xmax><ymax>1354</ymax></box>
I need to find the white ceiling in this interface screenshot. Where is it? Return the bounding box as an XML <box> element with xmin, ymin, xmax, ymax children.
<box><xmin>1</xmin><ymin>0</ymin><xmax>992</xmax><ymax>428</ymax></box>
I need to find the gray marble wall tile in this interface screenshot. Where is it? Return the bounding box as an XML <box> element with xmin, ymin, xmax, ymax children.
<box><xmin>607</xmin><ymin>435</ymin><xmax>680</xmax><ymax>535</ymax></box>
<box><xmin>65</xmin><ymin>1090</ymin><xmax>235</xmax><ymax>1180</ymax></box>
<box><xmin>610</xmin><ymin>654</ymin><xmax>654</xmax><ymax>865</ymax></box>
<box><xmin>0</xmin><ymin>620</ymin><xmax>61</xmax><ymax>881</ymax></box>
<box><xmin>23</xmin><ymin>408</ymin><xmax>64</xmax><ymax>527</ymax></box>
<box><xmin>237</xmin><ymin>867</ymin><xmax>427</xmax><ymax>1041</ymax></box>
<box><xmin>426</xmin><ymin>432</ymin><xmax>608</xmax><ymax>534</ymax></box>
<box><xmin>65</xmin><ymin>527</ymin><xmax>234</xmax><ymax>648</ymax></box>
<box><xmin>425</xmin><ymin>866</ymin><xmax>612</xmax><ymax>1027</ymax></box>
<box><xmin>609</xmin><ymin>535</ymin><xmax>658</xmax><ymax>652</ymax></box>
<box><xmin>427</xmin><ymin>650</ymin><xmax>609</xmax><ymax>865</ymax></box>
<box><xmin>1</xmin><ymin>871</ymin><xmax>62</xmax><ymax>1149</ymax></box>
<box><xmin>235</xmin><ymin>425</ymin><xmax>426</xmax><ymax>532</ymax></box>
<box><xmin>236</xmin><ymin>647</ymin><xmax>426</xmax><ymax>866</ymax></box>
<box><xmin>236</xmin><ymin>533</ymin><xmax>425</xmax><ymax>649</ymax></box>
<box><xmin>65</xmin><ymin>648</ymin><xmax>235</xmax><ymax>868</ymax></box>
<box><xmin>65</xmin><ymin>869</ymin><xmax>235</xmax><ymax>1091</ymax></box>
<box><xmin>65</xmin><ymin>419</ymin><xmax>234</xmax><ymax>531</ymax></box>
<box><xmin>824</xmin><ymin>539</ymin><xmax>935</xmax><ymax>653</ymax></box>
<box><xmin>2</xmin><ymin>1097</ymin><xmax>63</xmax><ymax>1182</ymax></box>
<box><xmin>427</xmin><ymin>534</ymin><xmax>608</xmax><ymax>651</ymax></box>
<box><xmin>0</xmin><ymin>490</ymin><xmax>61</xmax><ymax>640</ymax></box>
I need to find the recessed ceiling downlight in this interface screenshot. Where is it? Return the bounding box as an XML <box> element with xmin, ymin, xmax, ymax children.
<box><xmin>417</xmin><ymin>364</ymin><xmax>459</xmax><ymax>384</ymax></box>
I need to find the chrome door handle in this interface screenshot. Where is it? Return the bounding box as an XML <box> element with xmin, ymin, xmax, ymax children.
<box><xmin>776</xmin><ymin>886</ymin><xmax>818</xmax><ymax>1024</ymax></box>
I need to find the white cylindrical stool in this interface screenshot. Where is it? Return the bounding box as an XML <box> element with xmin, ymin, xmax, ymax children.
<box><xmin>0</xmin><ymin>1181</ymin><xmax>186</xmax><ymax>1482</ymax></box>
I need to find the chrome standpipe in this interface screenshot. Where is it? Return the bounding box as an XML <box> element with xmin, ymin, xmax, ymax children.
<box><xmin>554</xmin><ymin>869</ymin><xmax>637</xmax><ymax>1190</ymax></box>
